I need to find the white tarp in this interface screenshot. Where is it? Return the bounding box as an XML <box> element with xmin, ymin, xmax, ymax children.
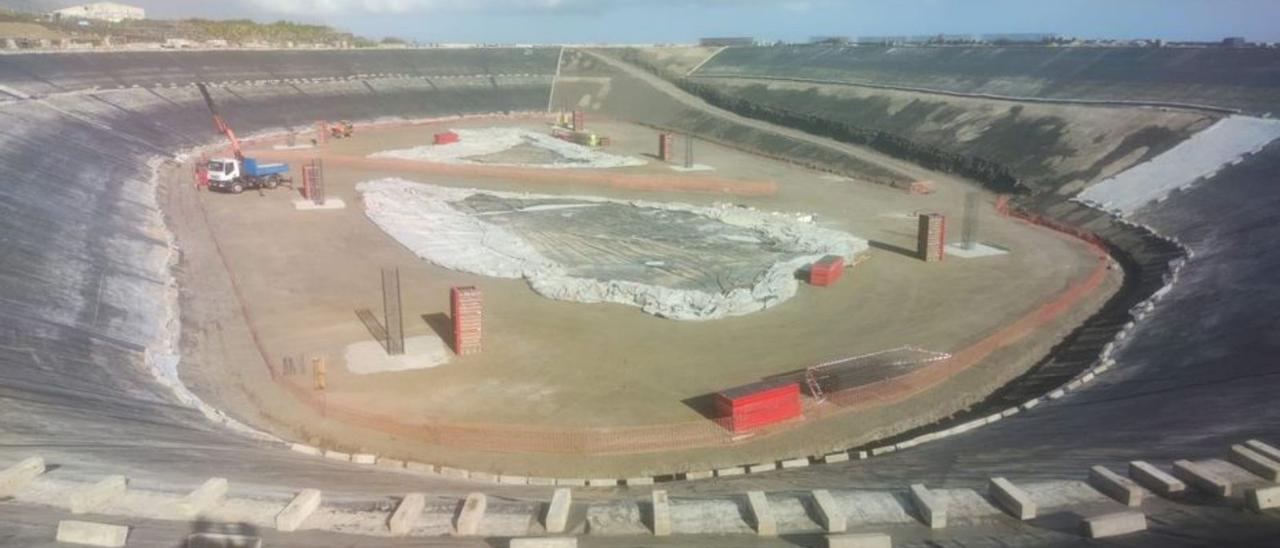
<box><xmin>369</xmin><ymin>127</ymin><xmax>646</xmax><ymax>169</ymax></box>
<box><xmin>1077</xmin><ymin>116</ymin><xmax>1280</xmax><ymax>215</ymax></box>
<box><xmin>358</xmin><ymin>178</ymin><xmax>867</xmax><ymax>320</ymax></box>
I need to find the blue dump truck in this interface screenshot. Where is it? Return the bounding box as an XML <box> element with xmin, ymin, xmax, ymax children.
<box><xmin>206</xmin><ymin>157</ymin><xmax>291</xmax><ymax>194</ymax></box>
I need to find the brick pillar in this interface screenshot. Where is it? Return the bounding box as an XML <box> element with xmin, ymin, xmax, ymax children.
<box><xmin>658</xmin><ymin>133</ymin><xmax>673</xmax><ymax>162</ymax></box>
<box><xmin>917</xmin><ymin>213</ymin><xmax>946</xmax><ymax>262</ymax></box>
<box><xmin>451</xmin><ymin>287</ymin><xmax>483</xmax><ymax>355</ymax></box>
<box><xmin>572</xmin><ymin>110</ymin><xmax>585</xmax><ymax>132</ymax></box>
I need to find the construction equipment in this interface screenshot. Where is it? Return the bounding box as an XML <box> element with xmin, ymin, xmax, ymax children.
<box><xmin>196</xmin><ymin>82</ymin><xmax>291</xmax><ymax>194</ymax></box>
<box><xmin>329</xmin><ymin>120</ymin><xmax>354</xmax><ymax>139</ymax></box>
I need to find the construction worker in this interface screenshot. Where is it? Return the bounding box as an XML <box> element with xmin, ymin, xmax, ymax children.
<box><xmin>312</xmin><ymin>357</ymin><xmax>327</xmax><ymax>391</ymax></box>
<box><xmin>194</xmin><ymin>162</ymin><xmax>209</xmax><ymax>191</ymax></box>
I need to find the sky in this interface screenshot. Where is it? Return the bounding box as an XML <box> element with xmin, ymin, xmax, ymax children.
<box><xmin>12</xmin><ymin>0</ymin><xmax>1280</xmax><ymax>44</ymax></box>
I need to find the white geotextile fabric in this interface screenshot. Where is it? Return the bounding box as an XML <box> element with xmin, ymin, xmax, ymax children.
<box><xmin>1077</xmin><ymin>116</ymin><xmax>1280</xmax><ymax>215</ymax></box>
<box><xmin>369</xmin><ymin>127</ymin><xmax>647</xmax><ymax>169</ymax></box>
<box><xmin>358</xmin><ymin>178</ymin><xmax>867</xmax><ymax>320</ymax></box>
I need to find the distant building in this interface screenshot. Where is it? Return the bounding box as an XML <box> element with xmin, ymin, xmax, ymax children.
<box><xmin>699</xmin><ymin>37</ymin><xmax>755</xmax><ymax>47</ymax></box>
<box><xmin>1222</xmin><ymin>37</ymin><xmax>1247</xmax><ymax>48</ymax></box>
<box><xmin>809</xmin><ymin>36</ymin><xmax>850</xmax><ymax>45</ymax></box>
<box><xmin>51</xmin><ymin>2</ymin><xmax>145</xmax><ymax>24</ymax></box>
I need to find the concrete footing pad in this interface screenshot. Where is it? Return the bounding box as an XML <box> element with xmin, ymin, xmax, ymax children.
<box><xmin>1229</xmin><ymin>444</ymin><xmax>1280</xmax><ymax>481</ymax></box>
<box><xmin>293</xmin><ymin>198</ymin><xmax>346</xmax><ymax>210</ymax></box>
<box><xmin>1246</xmin><ymin>485</ymin><xmax>1280</xmax><ymax>511</ymax></box>
<box><xmin>746</xmin><ymin>490</ymin><xmax>776</xmax><ymax>536</ymax></box>
<box><xmin>909</xmin><ymin>484</ymin><xmax>947</xmax><ymax>528</ymax></box>
<box><xmin>1089</xmin><ymin>466</ymin><xmax>1143</xmax><ymax>507</ymax></box>
<box><xmin>55</xmin><ymin>520</ymin><xmax>128</xmax><ymax>547</ymax></box>
<box><xmin>1082</xmin><ymin>511</ymin><xmax>1147</xmax><ymax>538</ymax></box>
<box><xmin>389</xmin><ymin>493</ymin><xmax>426</xmax><ymax>536</ymax></box>
<box><xmin>1172</xmin><ymin>460</ymin><xmax>1232</xmax><ymax>497</ymax></box>
<box><xmin>651</xmin><ymin>490</ymin><xmax>671</xmax><ymax>536</ymax></box>
<box><xmin>177</xmin><ymin>477</ymin><xmax>229</xmax><ymax>518</ymax></box>
<box><xmin>545</xmin><ymin>488</ymin><xmax>572</xmax><ymax>534</ymax></box>
<box><xmin>0</xmin><ymin>456</ymin><xmax>44</xmax><ymax>497</ymax></box>
<box><xmin>1129</xmin><ymin>461</ymin><xmax>1185</xmax><ymax>496</ymax></box>
<box><xmin>812</xmin><ymin>489</ymin><xmax>846</xmax><ymax>533</ymax></box>
<box><xmin>509</xmin><ymin>538</ymin><xmax>577</xmax><ymax>548</ymax></box>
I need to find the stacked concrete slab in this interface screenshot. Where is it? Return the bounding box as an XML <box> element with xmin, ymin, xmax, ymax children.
<box><xmin>917</xmin><ymin>213</ymin><xmax>946</xmax><ymax>262</ymax></box>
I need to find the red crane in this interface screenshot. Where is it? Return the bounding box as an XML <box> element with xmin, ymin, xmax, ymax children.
<box><xmin>196</xmin><ymin>82</ymin><xmax>244</xmax><ymax>161</ymax></box>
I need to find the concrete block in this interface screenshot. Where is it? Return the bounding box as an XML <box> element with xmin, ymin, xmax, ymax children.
<box><xmin>55</xmin><ymin>520</ymin><xmax>128</xmax><ymax>547</ymax></box>
<box><xmin>909</xmin><ymin>484</ymin><xmax>946</xmax><ymax>529</ymax></box>
<box><xmin>70</xmin><ymin>475</ymin><xmax>128</xmax><ymax>514</ymax></box>
<box><xmin>587</xmin><ymin>478</ymin><xmax>617</xmax><ymax>487</ymax></box>
<box><xmin>1021</xmin><ymin>398</ymin><xmax>1041</xmax><ymax>410</ymax></box>
<box><xmin>509</xmin><ymin>538</ymin><xmax>577</xmax><ymax>548</ymax></box>
<box><xmin>1172</xmin><ymin>460</ymin><xmax>1231</xmax><ymax>497</ymax></box>
<box><xmin>855</xmin><ymin>451</ymin><xmax>869</xmax><ymax>460</ymax></box>
<box><xmin>556</xmin><ymin>478</ymin><xmax>586</xmax><ymax>487</ymax></box>
<box><xmin>626</xmin><ymin>477</ymin><xmax>654</xmax><ymax>486</ymax></box>
<box><xmin>824</xmin><ymin>452</ymin><xmax>850</xmax><ymax>464</ymax></box>
<box><xmin>1089</xmin><ymin>466</ymin><xmax>1143</xmax><ymax>507</ymax></box>
<box><xmin>1229</xmin><ymin>444</ymin><xmax>1280</xmax><ymax>481</ymax></box>
<box><xmin>185</xmin><ymin>532</ymin><xmax>263</xmax><ymax>548</ymax></box>
<box><xmin>0</xmin><ymin>456</ymin><xmax>44</xmax><ymax>496</ymax></box>
<box><xmin>683</xmin><ymin>470</ymin><xmax>714</xmax><ymax>480</ymax></box>
<box><xmin>323</xmin><ymin>450</ymin><xmax>350</xmax><ymax>462</ymax></box>
<box><xmin>749</xmin><ymin>462</ymin><xmax>777</xmax><ymax>474</ymax></box>
<box><xmin>176</xmin><ymin>477</ymin><xmax>229</xmax><ymax>518</ymax></box>
<box><xmin>375</xmin><ymin>457</ymin><xmax>406</xmax><ymax>470</ymax></box>
<box><xmin>1246</xmin><ymin>485</ymin><xmax>1280</xmax><ymax>511</ymax></box>
<box><xmin>716</xmin><ymin>467</ymin><xmax>745</xmax><ymax>477</ymax></box>
<box><xmin>870</xmin><ymin>446</ymin><xmax>896</xmax><ymax>456</ymax></box>
<box><xmin>389</xmin><ymin>493</ymin><xmax>425</xmax><ymax>536</ymax></box>
<box><xmin>275</xmin><ymin>489</ymin><xmax>322</xmax><ymax>532</ymax></box>
<box><xmin>989</xmin><ymin>477</ymin><xmax>1036</xmax><ymax>520</ymax></box>
<box><xmin>1129</xmin><ymin>461</ymin><xmax>1185</xmax><ymax>496</ymax></box>
<box><xmin>826</xmin><ymin>532</ymin><xmax>892</xmax><ymax>548</ymax></box>
<box><xmin>404</xmin><ymin>461</ymin><xmax>435</xmax><ymax>474</ymax></box>
<box><xmin>651</xmin><ymin>490</ymin><xmax>671</xmax><ymax>536</ymax></box>
<box><xmin>1001</xmin><ymin>407</ymin><xmax>1020</xmax><ymax>418</ymax></box>
<box><xmin>499</xmin><ymin>475</ymin><xmax>528</xmax><ymax>485</ymax></box>
<box><xmin>351</xmin><ymin>453</ymin><xmax>377</xmax><ymax>465</ymax></box>
<box><xmin>746</xmin><ymin>490</ymin><xmax>776</xmax><ymax>536</ymax></box>
<box><xmin>439</xmin><ymin>466</ymin><xmax>468</xmax><ymax>479</ymax></box>
<box><xmin>1082</xmin><ymin>511</ymin><xmax>1147</xmax><ymax>538</ymax></box>
<box><xmin>782</xmin><ymin>458</ymin><xmax>811</xmax><ymax>469</ymax></box>
<box><xmin>455</xmin><ymin>492</ymin><xmax>487</xmax><ymax>536</ymax></box>
<box><xmin>812</xmin><ymin>489</ymin><xmax>846</xmax><ymax>533</ymax></box>
<box><xmin>529</xmin><ymin>477</ymin><xmax>556</xmax><ymax>486</ymax></box>
<box><xmin>470</xmin><ymin>471</ymin><xmax>497</xmax><ymax>483</ymax></box>
<box><xmin>1245</xmin><ymin>439</ymin><xmax>1280</xmax><ymax>463</ymax></box>
<box><xmin>545</xmin><ymin>488</ymin><xmax>572</xmax><ymax>534</ymax></box>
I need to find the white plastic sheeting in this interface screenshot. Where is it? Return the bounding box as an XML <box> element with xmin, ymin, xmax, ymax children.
<box><xmin>369</xmin><ymin>127</ymin><xmax>646</xmax><ymax>169</ymax></box>
<box><xmin>358</xmin><ymin>178</ymin><xmax>867</xmax><ymax>320</ymax></box>
<box><xmin>1077</xmin><ymin>116</ymin><xmax>1280</xmax><ymax>215</ymax></box>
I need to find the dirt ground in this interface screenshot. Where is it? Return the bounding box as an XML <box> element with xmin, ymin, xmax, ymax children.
<box><xmin>166</xmin><ymin>116</ymin><xmax>1119</xmax><ymax>476</ymax></box>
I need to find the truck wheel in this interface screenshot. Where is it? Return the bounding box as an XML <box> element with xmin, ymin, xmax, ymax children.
<box><xmin>231</xmin><ymin>182</ymin><xmax>244</xmax><ymax>194</ymax></box>
<box><xmin>265</xmin><ymin>177</ymin><xmax>279</xmax><ymax>189</ymax></box>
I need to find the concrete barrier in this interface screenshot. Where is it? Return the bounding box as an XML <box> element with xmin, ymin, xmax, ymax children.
<box><xmin>625</xmin><ymin>477</ymin><xmax>654</xmax><ymax>486</ymax></box>
<box><xmin>0</xmin><ymin>456</ymin><xmax>44</xmax><ymax>497</ymax></box>
<box><xmin>1088</xmin><ymin>466</ymin><xmax>1143</xmax><ymax>507</ymax></box>
<box><xmin>1245</xmin><ymin>439</ymin><xmax>1280</xmax><ymax>463</ymax></box>
<box><xmin>500</xmin><ymin>475</ymin><xmax>529</xmax><ymax>485</ymax></box>
<box><xmin>749</xmin><ymin>462</ymin><xmax>777</xmax><ymax>474</ymax></box>
<box><xmin>389</xmin><ymin>493</ymin><xmax>426</xmax><ymax>536</ymax></box>
<box><xmin>1082</xmin><ymin>511</ymin><xmax>1147</xmax><ymax>538</ymax></box>
<box><xmin>470</xmin><ymin>471</ymin><xmax>497</xmax><ymax>483</ymax></box>
<box><xmin>812</xmin><ymin>489</ymin><xmax>846</xmax><ymax>533</ymax></box>
<box><xmin>1129</xmin><ymin>461</ymin><xmax>1185</xmax><ymax>496</ymax></box>
<box><xmin>439</xmin><ymin>466</ymin><xmax>468</xmax><ymax>479</ymax></box>
<box><xmin>909</xmin><ymin>484</ymin><xmax>946</xmax><ymax>529</ymax></box>
<box><xmin>289</xmin><ymin>443</ymin><xmax>321</xmax><ymax>456</ymax></box>
<box><xmin>529</xmin><ymin>477</ymin><xmax>557</xmax><ymax>486</ymax></box>
<box><xmin>405</xmin><ymin>462</ymin><xmax>434</xmax><ymax>474</ymax></box>
<box><xmin>1229</xmin><ymin>445</ymin><xmax>1280</xmax><ymax>481</ymax></box>
<box><xmin>1246</xmin><ymin>485</ymin><xmax>1280</xmax><ymax>511</ymax></box>
<box><xmin>186</xmin><ymin>533</ymin><xmax>263</xmax><ymax>548</ymax></box>
<box><xmin>456</xmin><ymin>492</ymin><xmax>487</xmax><ymax>536</ymax></box>
<box><xmin>351</xmin><ymin>453</ymin><xmax>377</xmax><ymax>465</ymax></box>
<box><xmin>1172</xmin><ymin>460</ymin><xmax>1232</xmax><ymax>497</ymax></box>
<box><xmin>275</xmin><ymin>489</ymin><xmax>322</xmax><ymax>532</ymax></box>
<box><xmin>556</xmin><ymin>478</ymin><xmax>586</xmax><ymax>486</ymax></box>
<box><xmin>70</xmin><ymin>475</ymin><xmax>127</xmax><ymax>514</ymax></box>
<box><xmin>375</xmin><ymin>457</ymin><xmax>406</xmax><ymax>470</ymax></box>
<box><xmin>545</xmin><ymin>488</ymin><xmax>572</xmax><ymax>534</ymax></box>
<box><xmin>781</xmin><ymin>458</ymin><xmax>810</xmax><ymax>469</ymax></box>
<box><xmin>989</xmin><ymin>477</ymin><xmax>1036</xmax><ymax>520</ymax></box>
<box><xmin>826</xmin><ymin>532</ymin><xmax>892</xmax><ymax>548</ymax></box>
<box><xmin>322</xmin><ymin>450</ymin><xmax>350</xmax><ymax>462</ymax></box>
<box><xmin>746</xmin><ymin>490</ymin><xmax>776</xmax><ymax>536</ymax></box>
<box><xmin>684</xmin><ymin>470</ymin><xmax>714</xmax><ymax>480</ymax></box>
<box><xmin>823</xmin><ymin>452</ymin><xmax>850</xmax><ymax>464</ymax></box>
<box><xmin>177</xmin><ymin>477</ymin><xmax>229</xmax><ymax>518</ymax></box>
<box><xmin>651</xmin><ymin>490</ymin><xmax>671</xmax><ymax>536</ymax></box>
<box><xmin>55</xmin><ymin>520</ymin><xmax>128</xmax><ymax>547</ymax></box>
<box><xmin>509</xmin><ymin>538</ymin><xmax>577</xmax><ymax>548</ymax></box>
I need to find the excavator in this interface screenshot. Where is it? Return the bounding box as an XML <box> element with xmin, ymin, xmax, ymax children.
<box><xmin>329</xmin><ymin>120</ymin><xmax>354</xmax><ymax>139</ymax></box>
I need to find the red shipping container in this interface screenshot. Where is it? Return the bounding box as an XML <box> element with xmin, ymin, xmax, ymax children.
<box><xmin>715</xmin><ymin>380</ymin><xmax>801</xmax><ymax>433</ymax></box>
<box><xmin>434</xmin><ymin>131</ymin><xmax>460</xmax><ymax>145</ymax></box>
<box><xmin>809</xmin><ymin>255</ymin><xmax>845</xmax><ymax>287</ymax></box>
